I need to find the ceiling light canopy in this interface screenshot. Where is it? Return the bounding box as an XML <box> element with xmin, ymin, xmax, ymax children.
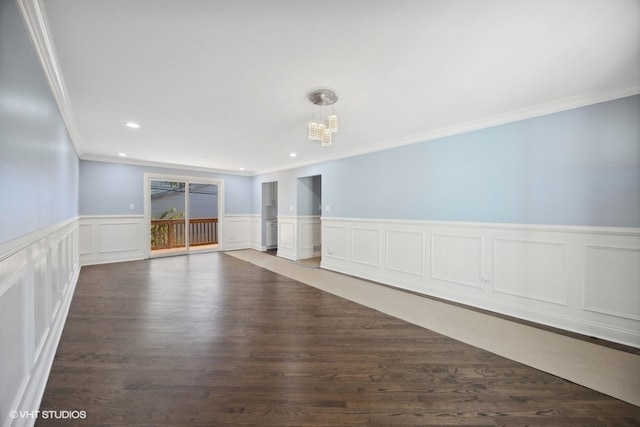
<box><xmin>308</xmin><ymin>89</ymin><xmax>338</xmax><ymax>146</ymax></box>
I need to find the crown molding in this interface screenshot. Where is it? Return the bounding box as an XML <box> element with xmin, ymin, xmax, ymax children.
<box><xmin>80</xmin><ymin>154</ymin><xmax>253</xmax><ymax>177</ymax></box>
<box><xmin>16</xmin><ymin>0</ymin><xmax>83</xmax><ymax>157</ymax></box>
<box><xmin>374</xmin><ymin>85</ymin><xmax>640</xmax><ymax>152</ymax></box>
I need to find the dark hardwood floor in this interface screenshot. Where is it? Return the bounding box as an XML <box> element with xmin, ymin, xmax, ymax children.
<box><xmin>37</xmin><ymin>253</ymin><xmax>640</xmax><ymax>426</ymax></box>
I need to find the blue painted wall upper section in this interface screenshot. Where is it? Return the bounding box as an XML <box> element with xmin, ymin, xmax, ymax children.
<box><xmin>297</xmin><ymin>175</ymin><xmax>322</xmax><ymax>216</ymax></box>
<box><xmin>79</xmin><ymin>161</ymin><xmax>252</xmax><ymax>215</ymax></box>
<box><xmin>252</xmin><ymin>95</ymin><xmax>640</xmax><ymax>227</ymax></box>
<box><xmin>326</xmin><ymin>95</ymin><xmax>640</xmax><ymax>225</ymax></box>
<box><xmin>0</xmin><ymin>0</ymin><xmax>79</xmax><ymax>244</ymax></box>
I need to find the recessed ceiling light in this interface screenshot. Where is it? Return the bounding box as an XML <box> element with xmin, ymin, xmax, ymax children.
<box><xmin>239</xmin><ymin>167</ymin><xmax>245</xmax><ymax>171</ymax></box>
<box><xmin>125</xmin><ymin>122</ymin><xmax>140</xmax><ymax>129</ymax></box>
<box><xmin>118</xmin><ymin>152</ymin><xmax>127</xmax><ymax>157</ymax></box>
<box><xmin>289</xmin><ymin>152</ymin><xmax>297</xmax><ymax>157</ymax></box>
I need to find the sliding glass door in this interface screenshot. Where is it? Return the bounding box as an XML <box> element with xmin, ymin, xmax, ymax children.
<box><xmin>187</xmin><ymin>182</ymin><xmax>219</xmax><ymax>251</ymax></box>
<box><xmin>150</xmin><ymin>180</ymin><xmax>187</xmax><ymax>255</ymax></box>
<box><xmin>147</xmin><ymin>175</ymin><xmax>222</xmax><ymax>257</ymax></box>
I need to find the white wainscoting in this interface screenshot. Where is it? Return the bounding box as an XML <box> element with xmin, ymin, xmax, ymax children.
<box><xmin>277</xmin><ymin>217</ymin><xmax>297</xmax><ymax>260</ymax></box>
<box><xmin>298</xmin><ymin>216</ymin><xmax>322</xmax><ymax>260</ymax></box>
<box><xmin>0</xmin><ymin>218</ymin><xmax>80</xmax><ymax>427</ymax></box>
<box><xmin>321</xmin><ymin>218</ymin><xmax>640</xmax><ymax>348</ymax></box>
<box><xmin>223</xmin><ymin>215</ymin><xmax>253</xmax><ymax>251</ymax></box>
<box><xmin>79</xmin><ymin>215</ymin><xmax>255</xmax><ymax>264</ymax></box>
<box><xmin>249</xmin><ymin>215</ymin><xmax>262</xmax><ymax>251</ymax></box>
<box><xmin>79</xmin><ymin>216</ymin><xmax>147</xmax><ymax>265</ymax></box>
<box><xmin>277</xmin><ymin>216</ymin><xmax>321</xmax><ymax>261</ymax></box>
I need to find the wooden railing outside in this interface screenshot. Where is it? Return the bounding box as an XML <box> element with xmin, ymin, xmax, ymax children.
<box><xmin>151</xmin><ymin>218</ymin><xmax>218</xmax><ymax>250</ymax></box>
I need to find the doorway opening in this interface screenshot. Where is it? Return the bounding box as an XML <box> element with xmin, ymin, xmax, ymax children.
<box><xmin>262</xmin><ymin>181</ymin><xmax>278</xmax><ymax>251</ymax></box>
<box><xmin>146</xmin><ymin>174</ymin><xmax>223</xmax><ymax>257</ymax></box>
<box><xmin>296</xmin><ymin>174</ymin><xmax>322</xmax><ymax>264</ymax></box>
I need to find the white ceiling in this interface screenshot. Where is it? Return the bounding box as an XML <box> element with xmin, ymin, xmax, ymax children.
<box><xmin>29</xmin><ymin>0</ymin><xmax>640</xmax><ymax>174</ymax></box>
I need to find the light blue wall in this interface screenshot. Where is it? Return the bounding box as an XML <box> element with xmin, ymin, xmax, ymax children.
<box><xmin>79</xmin><ymin>161</ymin><xmax>251</xmax><ymax>215</ymax></box>
<box><xmin>253</xmin><ymin>95</ymin><xmax>640</xmax><ymax>227</ymax></box>
<box><xmin>0</xmin><ymin>0</ymin><xmax>79</xmax><ymax>244</ymax></box>
<box><xmin>297</xmin><ymin>175</ymin><xmax>322</xmax><ymax>216</ymax></box>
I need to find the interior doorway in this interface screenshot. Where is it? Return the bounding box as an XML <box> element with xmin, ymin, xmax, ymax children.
<box><xmin>296</xmin><ymin>175</ymin><xmax>322</xmax><ymax>263</ymax></box>
<box><xmin>262</xmin><ymin>181</ymin><xmax>278</xmax><ymax>251</ymax></box>
<box><xmin>145</xmin><ymin>174</ymin><xmax>223</xmax><ymax>257</ymax></box>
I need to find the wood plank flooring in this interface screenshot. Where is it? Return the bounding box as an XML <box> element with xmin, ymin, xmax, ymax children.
<box><xmin>37</xmin><ymin>253</ymin><xmax>640</xmax><ymax>426</ymax></box>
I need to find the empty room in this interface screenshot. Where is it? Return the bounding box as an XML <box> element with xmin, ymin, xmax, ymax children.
<box><xmin>1</xmin><ymin>0</ymin><xmax>639</xmax><ymax>425</ymax></box>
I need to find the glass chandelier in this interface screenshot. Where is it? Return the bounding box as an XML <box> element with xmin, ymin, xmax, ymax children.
<box><xmin>307</xmin><ymin>89</ymin><xmax>338</xmax><ymax>146</ymax></box>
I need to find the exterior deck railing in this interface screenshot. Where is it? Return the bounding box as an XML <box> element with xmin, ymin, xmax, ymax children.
<box><xmin>151</xmin><ymin>218</ymin><xmax>218</xmax><ymax>250</ymax></box>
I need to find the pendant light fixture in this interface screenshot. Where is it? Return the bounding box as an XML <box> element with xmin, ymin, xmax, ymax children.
<box><xmin>307</xmin><ymin>89</ymin><xmax>338</xmax><ymax>146</ymax></box>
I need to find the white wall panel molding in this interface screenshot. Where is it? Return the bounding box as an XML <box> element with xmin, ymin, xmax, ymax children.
<box><xmin>79</xmin><ymin>216</ymin><xmax>147</xmax><ymax>265</ymax></box>
<box><xmin>80</xmin><ymin>214</ymin><xmax>255</xmax><ymax>263</ymax></box>
<box><xmin>322</xmin><ymin>224</ymin><xmax>349</xmax><ymax>261</ymax></box>
<box><xmin>385</xmin><ymin>230</ymin><xmax>424</xmax><ymax>276</ymax></box>
<box><xmin>351</xmin><ymin>227</ymin><xmax>382</xmax><ymax>267</ymax></box>
<box><xmin>297</xmin><ymin>216</ymin><xmax>321</xmax><ymax>260</ymax></box>
<box><xmin>274</xmin><ymin>216</ymin><xmax>321</xmax><ymax>261</ymax></box>
<box><xmin>0</xmin><ymin>219</ymin><xmax>80</xmax><ymax>427</ymax></box>
<box><xmin>493</xmin><ymin>238</ymin><xmax>568</xmax><ymax>306</ymax></box>
<box><xmin>430</xmin><ymin>233</ymin><xmax>483</xmax><ymax>289</ymax></box>
<box><xmin>223</xmin><ymin>215</ymin><xmax>252</xmax><ymax>251</ymax></box>
<box><xmin>249</xmin><ymin>215</ymin><xmax>262</xmax><ymax>251</ymax></box>
<box><xmin>584</xmin><ymin>245</ymin><xmax>640</xmax><ymax>321</ymax></box>
<box><xmin>277</xmin><ymin>216</ymin><xmax>297</xmax><ymax>260</ymax></box>
<box><xmin>0</xmin><ymin>218</ymin><xmax>77</xmax><ymax>265</ymax></box>
<box><xmin>321</xmin><ymin>217</ymin><xmax>640</xmax><ymax>347</ymax></box>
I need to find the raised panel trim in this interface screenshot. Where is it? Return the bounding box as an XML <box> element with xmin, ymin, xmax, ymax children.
<box><xmin>78</xmin><ymin>223</ymin><xmax>92</xmax><ymax>255</ymax></box>
<box><xmin>278</xmin><ymin>222</ymin><xmax>296</xmax><ymax>250</ymax></box>
<box><xmin>323</xmin><ymin>225</ymin><xmax>349</xmax><ymax>261</ymax></box>
<box><xmin>321</xmin><ymin>217</ymin><xmax>640</xmax><ymax>348</ymax></box>
<box><xmin>0</xmin><ymin>249</ymin><xmax>29</xmax><ymax>297</ymax></box>
<box><xmin>385</xmin><ymin>230</ymin><xmax>424</xmax><ymax>276</ymax></box>
<box><xmin>351</xmin><ymin>227</ymin><xmax>382</xmax><ymax>267</ymax></box>
<box><xmin>298</xmin><ymin>216</ymin><xmax>321</xmax><ymax>251</ymax></box>
<box><xmin>79</xmin><ymin>216</ymin><xmax>147</xmax><ymax>265</ymax></box>
<box><xmin>0</xmin><ymin>217</ymin><xmax>79</xmax><ymax>263</ymax></box>
<box><xmin>493</xmin><ymin>238</ymin><xmax>568</xmax><ymax>306</ymax></box>
<box><xmin>248</xmin><ymin>215</ymin><xmax>262</xmax><ymax>251</ymax></box>
<box><xmin>275</xmin><ymin>217</ymin><xmax>298</xmax><ymax>260</ymax></box>
<box><xmin>97</xmin><ymin>222</ymin><xmax>140</xmax><ymax>253</ymax></box>
<box><xmin>0</xmin><ymin>218</ymin><xmax>80</xmax><ymax>427</ymax></box>
<box><xmin>221</xmin><ymin>215</ymin><xmax>252</xmax><ymax>251</ymax></box>
<box><xmin>583</xmin><ymin>245</ymin><xmax>640</xmax><ymax>321</ymax></box>
<box><xmin>430</xmin><ymin>233</ymin><xmax>483</xmax><ymax>288</ymax></box>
